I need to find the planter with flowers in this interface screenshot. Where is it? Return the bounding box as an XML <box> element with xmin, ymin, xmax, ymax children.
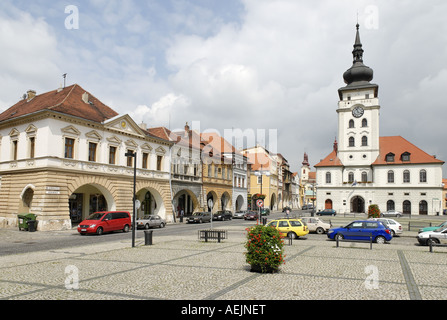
<box><xmin>245</xmin><ymin>224</ymin><xmax>285</xmax><ymax>273</ymax></box>
<box><xmin>368</xmin><ymin>204</ymin><xmax>381</xmax><ymax>218</ymax></box>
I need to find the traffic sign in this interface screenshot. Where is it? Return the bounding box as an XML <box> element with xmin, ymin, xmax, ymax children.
<box><xmin>256</xmin><ymin>199</ymin><xmax>264</xmax><ymax>208</ymax></box>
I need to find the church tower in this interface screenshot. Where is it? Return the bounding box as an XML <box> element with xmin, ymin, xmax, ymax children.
<box><xmin>301</xmin><ymin>152</ymin><xmax>310</xmax><ymax>181</ymax></box>
<box><xmin>336</xmin><ymin>24</ymin><xmax>380</xmax><ymax>170</ymax></box>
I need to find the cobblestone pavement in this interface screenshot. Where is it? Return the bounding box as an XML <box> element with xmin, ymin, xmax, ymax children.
<box><xmin>1</xmin><ymin>225</ymin><xmax>447</xmax><ymax>302</ymax></box>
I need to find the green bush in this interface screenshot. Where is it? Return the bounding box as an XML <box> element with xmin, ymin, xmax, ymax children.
<box><xmin>368</xmin><ymin>204</ymin><xmax>381</xmax><ymax>218</ymax></box>
<box><xmin>245</xmin><ymin>224</ymin><xmax>285</xmax><ymax>273</ymax></box>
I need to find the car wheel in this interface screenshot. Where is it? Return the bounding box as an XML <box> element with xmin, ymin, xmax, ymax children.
<box><xmin>287</xmin><ymin>232</ymin><xmax>297</xmax><ymax>239</ymax></box>
<box><xmin>159</xmin><ymin>222</ymin><xmax>165</xmax><ymax>228</ymax></box>
<box><xmin>316</xmin><ymin>227</ymin><xmax>325</xmax><ymax>235</ymax></box>
<box><xmin>427</xmin><ymin>238</ymin><xmax>439</xmax><ymax>246</ymax></box>
<box><xmin>96</xmin><ymin>227</ymin><xmax>104</xmax><ymax>235</ymax></box>
<box><xmin>375</xmin><ymin>236</ymin><xmax>386</xmax><ymax>244</ymax></box>
<box><xmin>335</xmin><ymin>233</ymin><xmax>344</xmax><ymax>241</ymax></box>
<box><xmin>144</xmin><ymin>224</ymin><xmax>150</xmax><ymax>230</ymax></box>
<box><xmin>123</xmin><ymin>225</ymin><xmax>130</xmax><ymax>233</ymax></box>
<box><xmin>199</xmin><ymin>219</ymin><xmax>203</xmax><ymax>223</ymax></box>
<box><xmin>391</xmin><ymin>230</ymin><xmax>396</xmax><ymax>237</ymax></box>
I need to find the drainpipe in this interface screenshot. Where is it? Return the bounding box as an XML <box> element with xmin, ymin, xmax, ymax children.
<box><xmin>169</xmin><ymin>144</ymin><xmax>176</xmax><ymax>223</ymax></box>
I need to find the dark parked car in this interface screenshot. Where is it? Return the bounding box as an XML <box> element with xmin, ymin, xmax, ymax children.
<box><xmin>317</xmin><ymin>209</ymin><xmax>336</xmax><ymax>216</ymax></box>
<box><xmin>213</xmin><ymin>210</ymin><xmax>233</xmax><ymax>221</ymax></box>
<box><xmin>302</xmin><ymin>204</ymin><xmax>314</xmax><ymax>210</ymax></box>
<box><xmin>186</xmin><ymin>212</ymin><xmax>211</xmax><ymax>223</ymax></box>
<box><xmin>260</xmin><ymin>208</ymin><xmax>270</xmax><ymax>216</ymax></box>
<box><xmin>244</xmin><ymin>211</ymin><xmax>258</xmax><ymax>220</ymax></box>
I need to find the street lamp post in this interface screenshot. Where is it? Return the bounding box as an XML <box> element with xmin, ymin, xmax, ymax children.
<box><xmin>125</xmin><ymin>150</ymin><xmax>137</xmax><ymax>247</ymax></box>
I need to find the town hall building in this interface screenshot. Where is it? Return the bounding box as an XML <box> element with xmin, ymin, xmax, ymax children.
<box><xmin>315</xmin><ymin>24</ymin><xmax>444</xmax><ymax>216</ymax></box>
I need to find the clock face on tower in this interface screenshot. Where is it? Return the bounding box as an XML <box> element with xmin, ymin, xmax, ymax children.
<box><xmin>352</xmin><ymin>106</ymin><xmax>364</xmax><ymax>118</ymax></box>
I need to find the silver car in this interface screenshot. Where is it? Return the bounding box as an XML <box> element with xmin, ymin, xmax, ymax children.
<box><xmin>381</xmin><ymin>210</ymin><xmax>402</xmax><ymax>218</ymax></box>
<box><xmin>234</xmin><ymin>211</ymin><xmax>246</xmax><ymax>219</ymax></box>
<box><xmin>136</xmin><ymin>215</ymin><xmax>166</xmax><ymax>229</ymax></box>
<box><xmin>300</xmin><ymin>217</ymin><xmax>331</xmax><ymax>234</ymax></box>
<box><xmin>417</xmin><ymin>227</ymin><xmax>447</xmax><ymax>246</ymax></box>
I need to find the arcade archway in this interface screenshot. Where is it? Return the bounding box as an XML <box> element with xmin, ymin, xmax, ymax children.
<box><xmin>69</xmin><ymin>184</ymin><xmax>115</xmax><ymax>224</ymax></box>
<box><xmin>351</xmin><ymin>196</ymin><xmax>365</xmax><ymax>213</ymax></box>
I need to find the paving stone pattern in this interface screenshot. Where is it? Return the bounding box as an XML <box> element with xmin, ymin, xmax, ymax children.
<box><xmin>1</xmin><ymin>226</ymin><xmax>447</xmax><ymax>300</ymax></box>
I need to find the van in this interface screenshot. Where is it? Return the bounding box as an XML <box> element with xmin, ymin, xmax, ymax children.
<box><xmin>77</xmin><ymin>211</ymin><xmax>131</xmax><ymax>235</ymax></box>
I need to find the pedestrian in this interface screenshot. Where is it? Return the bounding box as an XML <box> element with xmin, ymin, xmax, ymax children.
<box><xmin>286</xmin><ymin>209</ymin><xmax>290</xmax><ymax>218</ymax></box>
<box><xmin>180</xmin><ymin>209</ymin><xmax>184</xmax><ymax>223</ymax></box>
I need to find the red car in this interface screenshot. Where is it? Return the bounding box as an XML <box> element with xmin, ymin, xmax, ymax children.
<box><xmin>78</xmin><ymin>211</ymin><xmax>131</xmax><ymax>235</ymax></box>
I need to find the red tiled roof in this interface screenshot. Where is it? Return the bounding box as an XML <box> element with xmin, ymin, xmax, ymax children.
<box><xmin>0</xmin><ymin>84</ymin><xmax>118</xmax><ymax>123</ymax></box>
<box><xmin>246</xmin><ymin>152</ymin><xmax>272</xmax><ymax>171</ymax></box>
<box><xmin>315</xmin><ymin>136</ymin><xmax>444</xmax><ymax>168</ymax></box>
<box><xmin>200</xmin><ymin>132</ymin><xmax>237</xmax><ymax>154</ymax></box>
<box><xmin>148</xmin><ymin>127</ymin><xmax>173</xmax><ymax>141</ymax></box>
<box><xmin>372</xmin><ymin>136</ymin><xmax>444</xmax><ymax>165</ymax></box>
<box><xmin>314</xmin><ymin>150</ymin><xmax>344</xmax><ymax>167</ymax></box>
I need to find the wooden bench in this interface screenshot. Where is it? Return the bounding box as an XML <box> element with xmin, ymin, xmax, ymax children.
<box><xmin>198</xmin><ymin>229</ymin><xmax>227</xmax><ymax>243</ymax></box>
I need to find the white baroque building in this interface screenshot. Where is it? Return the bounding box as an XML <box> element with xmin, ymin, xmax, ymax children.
<box><xmin>315</xmin><ymin>25</ymin><xmax>444</xmax><ymax>216</ymax></box>
<box><xmin>0</xmin><ymin>84</ymin><xmax>174</xmax><ymax>231</ymax></box>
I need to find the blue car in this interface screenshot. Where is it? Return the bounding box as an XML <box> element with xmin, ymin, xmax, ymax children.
<box><xmin>327</xmin><ymin>220</ymin><xmax>392</xmax><ymax>244</ymax></box>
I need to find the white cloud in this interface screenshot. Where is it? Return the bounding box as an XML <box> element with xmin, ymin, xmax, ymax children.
<box><xmin>0</xmin><ymin>0</ymin><xmax>446</xmax><ymax>176</ymax></box>
<box><xmin>0</xmin><ymin>11</ymin><xmax>61</xmax><ymax>109</ymax></box>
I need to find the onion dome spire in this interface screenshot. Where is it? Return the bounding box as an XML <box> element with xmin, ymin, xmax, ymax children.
<box><xmin>343</xmin><ymin>24</ymin><xmax>374</xmax><ymax>85</ymax></box>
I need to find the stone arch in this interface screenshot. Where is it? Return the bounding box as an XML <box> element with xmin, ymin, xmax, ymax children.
<box><xmin>68</xmin><ymin>175</ymin><xmax>117</xmax><ymax>223</ymax></box>
<box><xmin>206</xmin><ymin>191</ymin><xmax>218</xmax><ymax>213</ymax></box>
<box><xmin>351</xmin><ymin>196</ymin><xmax>365</xmax><ymax>213</ymax></box>
<box><xmin>68</xmin><ymin>176</ymin><xmax>117</xmax><ymax>211</ymax></box>
<box><xmin>136</xmin><ymin>180</ymin><xmax>172</xmax><ymax>221</ymax></box>
<box><xmin>270</xmin><ymin>193</ymin><xmax>277</xmax><ymax>210</ymax></box>
<box><xmin>18</xmin><ymin>184</ymin><xmax>35</xmax><ymax>214</ymax></box>
<box><xmin>235</xmin><ymin>195</ymin><xmax>245</xmax><ymax>211</ymax></box>
<box><xmin>221</xmin><ymin>191</ymin><xmax>231</xmax><ymax>211</ymax></box>
<box><xmin>173</xmin><ymin>189</ymin><xmax>200</xmax><ymax>216</ymax></box>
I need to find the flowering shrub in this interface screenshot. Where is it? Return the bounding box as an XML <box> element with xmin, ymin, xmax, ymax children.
<box><xmin>245</xmin><ymin>224</ymin><xmax>285</xmax><ymax>273</ymax></box>
<box><xmin>368</xmin><ymin>204</ymin><xmax>381</xmax><ymax>218</ymax></box>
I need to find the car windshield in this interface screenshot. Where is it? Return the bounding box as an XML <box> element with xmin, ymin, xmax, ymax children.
<box><xmin>192</xmin><ymin>212</ymin><xmax>203</xmax><ymax>216</ymax></box>
<box><xmin>86</xmin><ymin>212</ymin><xmax>106</xmax><ymax>220</ymax></box>
<box><xmin>434</xmin><ymin>226</ymin><xmax>446</xmax><ymax>232</ymax></box>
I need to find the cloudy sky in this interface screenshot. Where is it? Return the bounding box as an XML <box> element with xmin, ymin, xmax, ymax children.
<box><xmin>1</xmin><ymin>0</ymin><xmax>446</xmax><ymax>176</ymax></box>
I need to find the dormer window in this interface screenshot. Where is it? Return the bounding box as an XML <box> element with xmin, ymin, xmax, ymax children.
<box><xmin>386</xmin><ymin>153</ymin><xmax>395</xmax><ymax>162</ymax></box>
<box><xmin>401</xmin><ymin>152</ymin><xmax>411</xmax><ymax>162</ymax></box>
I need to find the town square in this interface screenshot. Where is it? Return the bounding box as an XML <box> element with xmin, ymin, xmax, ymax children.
<box><xmin>0</xmin><ymin>0</ymin><xmax>446</xmax><ymax>309</ymax></box>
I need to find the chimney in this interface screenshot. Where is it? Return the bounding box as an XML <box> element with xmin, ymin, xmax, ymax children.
<box><xmin>184</xmin><ymin>122</ymin><xmax>190</xmax><ymax>137</ymax></box>
<box><xmin>82</xmin><ymin>92</ymin><xmax>89</xmax><ymax>104</ymax></box>
<box><xmin>139</xmin><ymin>122</ymin><xmax>147</xmax><ymax>131</ymax></box>
<box><xmin>27</xmin><ymin>90</ymin><xmax>36</xmax><ymax>101</ymax></box>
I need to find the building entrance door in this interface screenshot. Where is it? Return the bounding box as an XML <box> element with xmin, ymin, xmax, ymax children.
<box><xmin>351</xmin><ymin>196</ymin><xmax>365</xmax><ymax>213</ymax></box>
